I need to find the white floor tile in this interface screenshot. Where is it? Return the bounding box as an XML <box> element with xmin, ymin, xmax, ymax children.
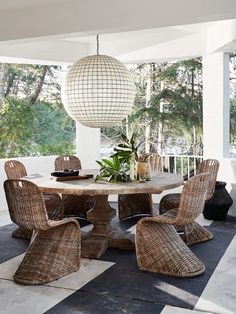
<box><xmin>127</xmin><ymin>225</ymin><xmax>136</xmax><ymax>234</ymax></box>
<box><xmin>0</xmin><ymin>254</ymin><xmax>114</xmax><ymax>314</ymax></box>
<box><xmin>0</xmin><ymin>254</ymin><xmax>21</xmax><ymax>280</ymax></box>
<box><xmin>81</xmin><ymin>224</ymin><xmax>93</xmax><ymax>232</ymax></box>
<box><xmin>47</xmin><ymin>258</ymin><xmax>114</xmax><ymax>290</ymax></box>
<box><xmin>0</xmin><ymin>210</ymin><xmax>11</xmax><ymax>227</ymax></box>
<box><xmin>195</xmin><ymin>214</ymin><xmax>213</xmax><ymax>226</ymax></box>
<box><xmin>161</xmin><ymin>305</ymin><xmax>213</xmax><ymax>313</ymax></box>
<box><xmin>195</xmin><ymin>236</ymin><xmax>236</xmax><ymax>314</ymax></box>
<box><xmin>0</xmin><ymin>279</ymin><xmax>73</xmax><ymax>314</ymax></box>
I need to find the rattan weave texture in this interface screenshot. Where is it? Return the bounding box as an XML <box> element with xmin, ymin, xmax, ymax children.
<box><xmin>136</xmin><ymin>173</ymin><xmax>210</xmax><ymax>277</ymax></box>
<box><xmin>54</xmin><ymin>155</ymin><xmax>81</xmax><ymax>171</ymax></box>
<box><xmin>159</xmin><ymin>159</ymin><xmax>219</xmax><ymax>245</ymax></box>
<box><xmin>54</xmin><ymin>156</ymin><xmax>94</xmax><ymax>218</ymax></box>
<box><xmin>4</xmin><ymin>179</ymin><xmax>80</xmax><ymax>285</ymax></box>
<box><xmin>4</xmin><ymin>160</ymin><xmax>63</xmax><ymax>240</ymax></box>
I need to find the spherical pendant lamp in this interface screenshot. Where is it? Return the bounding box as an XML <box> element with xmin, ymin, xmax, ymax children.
<box><xmin>62</xmin><ymin>36</ymin><xmax>136</xmax><ymax>128</ymax></box>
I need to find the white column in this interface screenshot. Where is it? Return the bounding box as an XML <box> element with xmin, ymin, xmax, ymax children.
<box><xmin>76</xmin><ymin>123</ymin><xmax>101</xmax><ymax>169</ymax></box>
<box><xmin>202</xmin><ymin>53</ymin><xmax>230</xmax><ymax>158</ymax></box>
<box><xmin>202</xmin><ymin>53</ymin><xmax>236</xmax><ymax>216</ymax></box>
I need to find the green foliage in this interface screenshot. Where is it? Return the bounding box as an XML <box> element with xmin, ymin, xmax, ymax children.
<box><xmin>129</xmin><ymin>59</ymin><xmax>203</xmax><ymax>154</ymax></box>
<box><xmin>111</xmin><ymin>132</ymin><xmax>143</xmax><ymax>162</ymax></box>
<box><xmin>0</xmin><ymin>97</ymin><xmax>76</xmax><ymax>158</ymax></box>
<box><xmin>101</xmin><ymin>59</ymin><xmax>203</xmax><ymax>155</ymax></box>
<box><xmin>31</xmin><ymin>101</ymin><xmax>75</xmax><ymax>147</ymax></box>
<box><xmin>0</xmin><ymin>97</ymin><xmax>33</xmax><ymax>158</ymax></box>
<box><xmin>95</xmin><ymin>155</ymin><xmax>130</xmax><ymax>183</ymax></box>
<box><xmin>2</xmin><ymin>63</ymin><xmax>62</xmax><ymax>103</ymax></box>
<box><xmin>96</xmin><ymin>130</ymin><xmax>150</xmax><ymax>183</ymax></box>
<box><xmin>230</xmin><ymin>96</ymin><xmax>236</xmax><ymax>143</ymax></box>
<box><xmin>0</xmin><ymin>63</ymin><xmax>75</xmax><ymax>158</ymax></box>
<box><xmin>32</xmin><ymin>142</ymin><xmax>75</xmax><ymax>156</ymax></box>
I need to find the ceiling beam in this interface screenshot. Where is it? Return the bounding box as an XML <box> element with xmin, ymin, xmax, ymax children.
<box><xmin>0</xmin><ymin>0</ymin><xmax>236</xmax><ymax>42</ymax></box>
<box><xmin>117</xmin><ymin>33</ymin><xmax>206</xmax><ymax>63</ymax></box>
<box><xmin>0</xmin><ymin>40</ymin><xmax>88</xmax><ymax>65</ymax></box>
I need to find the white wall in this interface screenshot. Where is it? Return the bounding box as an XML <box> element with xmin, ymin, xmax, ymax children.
<box><xmin>76</xmin><ymin>123</ymin><xmax>101</xmax><ymax>169</ymax></box>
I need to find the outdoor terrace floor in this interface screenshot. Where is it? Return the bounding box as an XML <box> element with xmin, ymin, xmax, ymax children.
<box><xmin>0</xmin><ymin>203</ymin><xmax>235</xmax><ymax>314</ymax></box>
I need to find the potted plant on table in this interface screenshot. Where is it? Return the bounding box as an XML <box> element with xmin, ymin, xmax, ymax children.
<box><xmin>95</xmin><ymin>155</ymin><xmax>130</xmax><ymax>183</ymax></box>
<box><xmin>96</xmin><ymin>132</ymin><xmax>151</xmax><ymax>183</ymax></box>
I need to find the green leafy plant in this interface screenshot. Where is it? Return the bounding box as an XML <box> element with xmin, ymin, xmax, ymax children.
<box><xmin>95</xmin><ymin>155</ymin><xmax>130</xmax><ymax>183</ymax></box>
<box><xmin>111</xmin><ymin>132</ymin><xmax>144</xmax><ymax>163</ymax></box>
<box><xmin>96</xmin><ymin>131</ymin><xmax>151</xmax><ymax>183</ymax></box>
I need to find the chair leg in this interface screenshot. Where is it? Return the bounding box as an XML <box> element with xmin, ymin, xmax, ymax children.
<box><xmin>118</xmin><ymin>193</ymin><xmax>153</xmax><ymax>221</ymax></box>
<box><xmin>12</xmin><ymin>227</ymin><xmax>32</xmax><ymax>240</ymax></box>
<box><xmin>14</xmin><ymin>221</ymin><xmax>80</xmax><ymax>285</ymax></box>
<box><xmin>184</xmin><ymin>222</ymin><xmax>213</xmax><ymax>245</ymax></box>
<box><xmin>136</xmin><ymin>220</ymin><xmax>205</xmax><ymax>277</ymax></box>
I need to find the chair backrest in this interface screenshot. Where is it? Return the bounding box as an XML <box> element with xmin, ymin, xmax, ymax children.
<box><xmin>4</xmin><ymin>179</ymin><xmax>50</xmax><ymax>230</ymax></box>
<box><xmin>54</xmin><ymin>155</ymin><xmax>82</xmax><ymax>171</ymax></box>
<box><xmin>149</xmin><ymin>153</ymin><xmax>161</xmax><ymax>172</ymax></box>
<box><xmin>196</xmin><ymin>159</ymin><xmax>219</xmax><ymax>200</ymax></box>
<box><xmin>176</xmin><ymin>173</ymin><xmax>210</xmax><ymax>224</ymax></box>
<box><xmin>4</xmin><ymin>160</ymin><xmax>27</xmax><ymax>179</ymax></box>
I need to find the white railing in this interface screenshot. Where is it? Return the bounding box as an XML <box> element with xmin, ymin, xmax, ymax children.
<box><xmin>159</xmin><ymin>154</ymin><xmax>203</xmax><ymax>179</ymax></box>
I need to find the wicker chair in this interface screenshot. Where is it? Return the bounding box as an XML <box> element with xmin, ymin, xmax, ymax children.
<box><xmin>159</xmin><ymin>159</ymin><xmax>220</xmax><ymax>245</ymax></box>
<box><xmin>54</xmin><ymin>155</ymin><xmax>95</xmax><ymax>218</ymax></box>
<box><xmin>4</xmin><ymin>160</ymin><xmax>63</xmax><ymax>240</ymax></box>
<box><xmin>4</xmin><ymin>179</ymin><xmax>80</xmax><ymax>285</ymax></box>
<box><xmin>136</xmin><ymin>173</ymin><xmax>210</xmax><ymax>277</ymax></box>
<box><xmin>118</xmin><ymin>153</ymin><xmax>161</xmax><ymax>221</ymax></box>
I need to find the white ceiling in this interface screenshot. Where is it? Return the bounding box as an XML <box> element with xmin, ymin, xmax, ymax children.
<box><xmin>0</xmin><ymin>0</ymin><xmax>64</xmax><ymax>11</ymax></box>
<box><xmin>0</xmin><ymin>1</ymin><xmax>235</xmax><ymax>65</ymax></box>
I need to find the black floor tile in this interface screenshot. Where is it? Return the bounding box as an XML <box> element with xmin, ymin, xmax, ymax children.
<box><xmin>45</xmin><ymin>290</ymin><xmax>165</xmax><ymax>314</ymax></box>
<box><xmin>211</xmin><ymin>215</ymin><xmax>236</xmax><ymax>234</ymax></box>
<box><xmin>76</xmin><ymin>228</ymin><xmax>233</xmax><ymax>310</ymax></box>
<box><xmin>0</xmin><ymin>224</ymin><xmax>28</xmax><ymax>263</ymax></box>
<box><xmin>1</xmin><ymin>210</ymin><xmax>236</xmax><ymax>313</ymax></box>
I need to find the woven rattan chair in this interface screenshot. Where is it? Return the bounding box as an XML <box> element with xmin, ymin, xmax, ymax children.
<box><xmin>54</xmin><ymin>155</ymin><xmax>94</xmax><ymax>218</ymax></box>
<box><xmin>4</xmin><ymin>160</ymin><xmax>63</xmax><ymax>240</ymax></box>
<box><xmin>136</xmin><ymin>173</ymin><xmax>210</xmax><ymax>277</ymax></box>
<box><xmin>159</xmin><ymin>159</ymin><xmax>219</xmax><ymax>245</ymax></box>
<box><xmin>118</xmin><ymin>153</ymin><xmax>161</xmax><ymax>221</ymax></box>
<box><xmin>4</xmin><ymin>179</ymin><xmax>80</xmax><ymax>285</ymax></box>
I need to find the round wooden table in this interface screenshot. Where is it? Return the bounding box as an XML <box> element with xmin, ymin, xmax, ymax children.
<box><xmin>26</xmin><ymin>170</ymin><xmax>183</xmax><ymax>259</ymax></box>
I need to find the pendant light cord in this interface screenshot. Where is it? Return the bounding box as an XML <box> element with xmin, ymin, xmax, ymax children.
<box><xmin>96</xmin><ymin>35</ymin><xmax>99</xmax><ymax>55</ymax></box>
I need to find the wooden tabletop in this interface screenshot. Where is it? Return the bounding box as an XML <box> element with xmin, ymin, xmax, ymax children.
<box><xmin>24</xmin><ymin>170</ymin><xmax>183</xmax><ymax>196</ymax></box>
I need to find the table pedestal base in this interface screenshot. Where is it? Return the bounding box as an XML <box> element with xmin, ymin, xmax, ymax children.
<box><xmin>81</xmin><ymin>195</ymin><xmax>135</xmax><ymax>259</ymax></box>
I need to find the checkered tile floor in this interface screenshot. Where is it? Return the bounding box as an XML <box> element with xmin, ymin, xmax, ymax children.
<box><xmin>0</xmin><ymin>204</ymin><xmax>236</xmax><ymax>314</ymax></box>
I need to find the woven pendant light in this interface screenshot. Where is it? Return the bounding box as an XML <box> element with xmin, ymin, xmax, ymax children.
<box><xmin>63</xmin><ymin>35</ymin><xmax>136</xmax><ymax>128</ymax></box>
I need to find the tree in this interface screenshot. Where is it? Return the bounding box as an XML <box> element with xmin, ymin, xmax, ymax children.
<box><xmin>2</xmin><ymin>64</ymin><xmax>62</xmax><ymax>104</ymax></box>
<box><xmin>0</xmin><ymin>63</ymin><xmax>76</xmax><ymax>158</ymax></box>
<box><xmin>129</xmin><ymin>58</ymin><xmax>203</xmax><ymax>155</ymax></box>
<box><xmin>0</xmin><ymin>97</ymin><xmax>33</xmax><ymax>157</ymax></box>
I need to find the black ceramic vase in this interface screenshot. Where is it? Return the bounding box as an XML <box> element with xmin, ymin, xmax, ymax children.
<box><xmin>203</xmin><ymin>181</ymin><xmax>233</xmax><ymax>220</ymax></box>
